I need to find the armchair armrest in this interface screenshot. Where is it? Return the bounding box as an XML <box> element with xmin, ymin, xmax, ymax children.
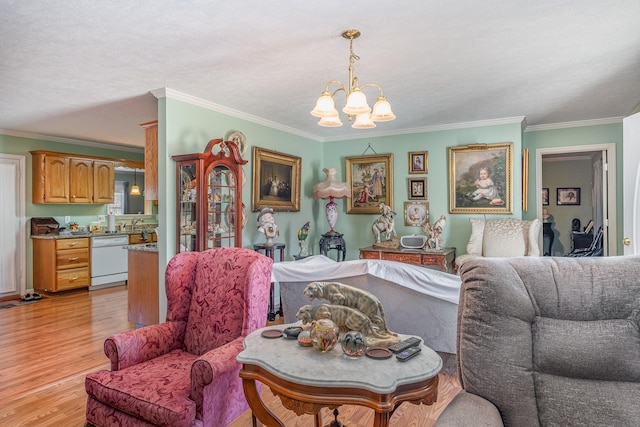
<box><xmin>190</xmin><ymin>337</ymin><xmax>245</xmax><ymax>413</ymax></box>
<box><xmin>104</xmin><ymin>320</ymin><xmax>186</xmax><ymax>371</ymax></box>
<box><xmin>435</xmin><ymin>391</ymin><xmax>504</xmax><ymax>427</ymax></box>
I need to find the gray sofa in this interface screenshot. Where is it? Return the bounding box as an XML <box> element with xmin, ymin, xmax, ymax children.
<box><xmin>436</xmin><ymin>255</ymin><xmax>640</xmax><ymax>427</ymax></box>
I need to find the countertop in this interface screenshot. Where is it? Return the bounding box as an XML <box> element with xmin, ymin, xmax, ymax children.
<box><xmin>125</xmin><ymin>243</ymin><xmax>159</xmax><ymax>252</ymax></box>
<box><xmin>31</xmin><ymin>227</ymin><xmax>157</xmax><ymax>240</ymax></box>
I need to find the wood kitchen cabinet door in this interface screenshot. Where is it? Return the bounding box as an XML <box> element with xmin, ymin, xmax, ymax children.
<box><xmin>93</xmin><ymin>160</ymin><xmax>115</xmax><ymax>203</ymax></box>
<box><xmin>33</xmin><ymin>153</ymin><xmax>69</xmax><ymax>203</ymax></box>
<box><xmin>69</xmin><ymin>158</ymin><xmax>93</xmax><ymax>203</ymax></box>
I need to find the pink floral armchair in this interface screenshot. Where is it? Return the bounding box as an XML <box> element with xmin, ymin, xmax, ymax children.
<box><xmin>85</xmin><ymin>248</ymin><xmax>273</xmax><ymax>427</ymax></box>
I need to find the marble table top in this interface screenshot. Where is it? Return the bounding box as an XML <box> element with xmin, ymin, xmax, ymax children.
<box><xmin>237</xmin><ymin>324</ymin><xmax>443</xmax><ymax>394</ymax></box>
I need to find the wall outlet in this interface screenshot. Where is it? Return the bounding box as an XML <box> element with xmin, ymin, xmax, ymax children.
<box><xmin>98</xmin><ymin>215</ymin><xmax>106</xmax><ymax>222</ymax></box>
<box><xmin>64</xmin><ymin>216</ymin><xmax>71</xmax><ymax>224</ymax></box>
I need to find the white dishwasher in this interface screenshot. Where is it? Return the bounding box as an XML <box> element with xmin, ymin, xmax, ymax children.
<box><xmin>90</xmin><ymin>235</ymin><xmax>130</xmax><ymax>289</ymax></box>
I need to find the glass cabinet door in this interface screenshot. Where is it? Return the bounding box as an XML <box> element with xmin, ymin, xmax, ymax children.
<box><xmin>206</xmin><ymin>165</ymin><xmax>236</xmax><ymax>248</ymax></box>
<box><xmin>178</xmin><ymin>162</ymin><xmax>198</xmax><ymax>252</ymax></box>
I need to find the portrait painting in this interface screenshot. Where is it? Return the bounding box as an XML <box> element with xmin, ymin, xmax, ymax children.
<box><xmin>404</xmin><ymin>201</ymin><xmax>429</xmax><ymax>226</ymax></box>
<box><xmin>409</xmin><ymin>151</ymin><xmax>428</xmax><ymax>174</ymax></box>
<box><xmin>448</xmin><ymin>142</ymin><xmax>513</xmax><ymax>214</ymax></box>
<box><xmin>345</xmin><ymin>153</ymin><xmax>394</xmax><ymax>214</ymax></box>
<box><xmin>252</xmin><ymin>147</ymin><xmax>301</xmax><ymax>212</ymax></box>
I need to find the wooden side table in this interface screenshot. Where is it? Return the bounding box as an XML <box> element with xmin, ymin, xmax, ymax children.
<box><xmin>253</xmin><ymin>243</ymin><xmax>285</xmax><ymax>321</ymax></box>
<box><xmin>359</xmin><ymin>246</ymin><xmax>456</xmax><ymax>273</ymax></box>
<box><xmin>319</xmin><ymin>232</ymin><xmax>346</xmax><ymax>261</ymax></box>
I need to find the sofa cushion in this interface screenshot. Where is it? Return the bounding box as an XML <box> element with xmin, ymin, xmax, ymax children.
<box><xmin>532</xmin><ymin>310</ymin><xmax>640</xmax><ymax>382</ymax></box>
<box><xmin>85</xmin><ymin>349</ymin><xmax>197</xmax><ymax>427</ymax></box>
<box><xmin>465</xmin><ymin>218</ymin><xmax>485</xmax><ymax>256</ymax></box>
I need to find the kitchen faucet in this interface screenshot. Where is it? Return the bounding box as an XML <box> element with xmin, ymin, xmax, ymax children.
<box><xmin>130</xmin><ymin>217</ymin><xmax>144</xmax><ymax>230</ymax></box>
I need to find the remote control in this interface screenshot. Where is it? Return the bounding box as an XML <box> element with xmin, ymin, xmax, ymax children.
<box><xmin>396</xmin><ymin>346</ymin><xmax>421</xmax><ymax>362</ymax></box>
<box><xmin>388</xmin><ymin>336</ymin><xmax>422</xmax><ymax>354</ymax></box>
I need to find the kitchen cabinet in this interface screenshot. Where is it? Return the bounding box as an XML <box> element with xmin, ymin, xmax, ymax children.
<box><xmin>141</xmin><ymin>120</ymin><xmax>158</xmax><ymax>201</ymax></box>
<box><xmin>33</xmin><ymin>237</ymin><xmax>90</xmax><ymax>292</ymax></box>
<box><xmin>127</xmin><ymin>248</ymin><xmax>159</xmax><ymax>328</ymax></box>
<box><xmin>31</xmin><ymin>151</ymin><xmax>115</xmax><ymax>204</ymax></box>
<box><xmin>129</xmin><ymin>232</ymin><xmax>157</xmax><ymax>244</ymax></box>
<box><xmin>172</xmin><ymin>138</ymin><xmax>247</xmax><ymax>252</ymax></box>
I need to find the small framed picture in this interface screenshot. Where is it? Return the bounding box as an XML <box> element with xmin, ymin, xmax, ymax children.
<box><xmin>542</xmin><ymin>188</ymin><xmax>549</xmax><ymax>206</ymax></box>
<box><xmin>408</xmin><ymin>151</ymin><xmax>428</xmax><ymax>174</ymax></box>
<box><xmin>404</xmin><ymin>201</ymin><xmax>430</xmax><ymax>226</ymax></box>
<box><xmin>407</xmin><ymin>177</ymin><xmax>427</xmax><ymax>200</ymax></box>
<box><xmin>557</xmin><ymin>187</ymin><xmax>580</xmax><ymax>205</ymax></box>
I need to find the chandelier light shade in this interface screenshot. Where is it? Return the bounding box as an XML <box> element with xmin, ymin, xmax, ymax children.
<box><xmin>311</xmin><ymin>29</ymin><xmax>395</xmax><ymax>129</ymax></box>
<box><xmin>312</xmin><ymin>167</ymin><xmax>351</xmax><ymax>235</ymax></box>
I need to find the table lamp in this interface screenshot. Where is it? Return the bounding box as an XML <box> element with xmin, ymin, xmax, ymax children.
<box><xmin>312</xmin><ymin>167</ymin><xmax>351</xmax><ymax>235</ymax></box>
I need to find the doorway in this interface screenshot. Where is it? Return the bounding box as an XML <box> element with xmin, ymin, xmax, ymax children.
<box><xmin>535</xmin><ymin>143</ymin><xmax>616</xmax><ymax>256</ymax></box>
<box><xmin>0</xmin><ymin>154</ymin><xmax>26</xmax><ymax>297</ymax></box>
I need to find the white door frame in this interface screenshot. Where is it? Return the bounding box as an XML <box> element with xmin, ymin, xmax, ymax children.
<box><xmin>535</xmin><ymin>143</ymin><xmax>617</xmax><ymax>256</ymax></box>
<box><xmin>0</xmin><ymin>154</ymin><xmax>27</xmax><ymax>296</ymax></box>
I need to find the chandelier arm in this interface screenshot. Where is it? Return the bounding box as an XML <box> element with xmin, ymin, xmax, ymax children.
<box><xmin>323</xmin><ymin>80</ymin><xmax>348</xmax><ymax>95</ymax></box>
<box><xmin>359</xmin><ymin>82</ymin><xmax>385</xmax><ymax>96</ymax></box>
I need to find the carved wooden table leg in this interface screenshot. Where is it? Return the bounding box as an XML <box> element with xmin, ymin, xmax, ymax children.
<box><xmin>242</xmin><ymin>378</ymin><xmax>284</xmax><ymax>427</ymax></box>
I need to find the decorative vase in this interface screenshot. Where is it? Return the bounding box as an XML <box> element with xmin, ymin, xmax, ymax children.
<box><xmin>341</xmin><ymin>331</ymin><xmax>367</xmax><ymax>359</ymax></box>
<box><xmin>310</xmin><ymin>318</ymin><xmax>339</xmax><ymax>352</ymax></box>
<box><xmin>325</xmin><ymin>196</ymin><xmax>338</xmax><ymax>234</ymax></box>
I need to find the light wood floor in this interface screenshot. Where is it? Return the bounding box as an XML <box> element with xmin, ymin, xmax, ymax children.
<box><xmin>0</xmin><ymin>286</ymin><xmax>461</xmax><ymax>426</ymax></box>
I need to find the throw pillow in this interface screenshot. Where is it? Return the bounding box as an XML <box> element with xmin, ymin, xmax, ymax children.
<box><xmin>466</xmin><ymin>218</ymin><xmax>485</xmax><ymax>256</ymax></box>
<box><xmin>482</xmin><ymin>218</ymin><xmax>529</xmax><ymax>257</ymax></box>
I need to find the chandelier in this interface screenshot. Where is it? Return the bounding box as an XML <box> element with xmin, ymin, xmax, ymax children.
<box><xmin>310</xmin><ymin>29</ymin><xmax>396</xmax><ymax>129</ymax></box>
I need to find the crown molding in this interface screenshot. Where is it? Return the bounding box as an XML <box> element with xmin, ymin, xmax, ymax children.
<box><xmin>0</xmin><ymin>129</ymin><xmax>143</xmax><ymax>153</ymax></box>
<box><xmin>524</xmin><ymin>117</ymin><xmax>623</xmax><ymax>132</ymax></box>
<box><xmin>150</xmin><ymin>88</ymin><xmax>323</xmax><ymax>142</ymax></box>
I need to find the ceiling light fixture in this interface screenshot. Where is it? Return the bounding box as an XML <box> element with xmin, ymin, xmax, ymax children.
<box><xmin>311</xmin><ymin>29</ymin><xmax>396</xmax><ymax>129</ymax></box>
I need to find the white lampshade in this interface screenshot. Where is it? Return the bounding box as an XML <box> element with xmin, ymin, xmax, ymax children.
<box><xmin>342</xmin><ymin>88</ymin><xmax>371</xmax><ymax>115</ymax></box>
<box><xmin>352</xmin><ymin>112</ymin><xmax>376</xmax><ymax>129</ymax></box>
<box><xmin>318</xmin><ymin>113</ymin><xmax>343</xmax><ymax>127</ymax></box>
<box><xmin>371</xmin><ymin>96</ymin><xmax>396</xmax><ymax>122</ymax></box>
<box><xmin>310</xmin><ymin>92</ymin><xmax>338</xmax><ymax>118</ymax></box>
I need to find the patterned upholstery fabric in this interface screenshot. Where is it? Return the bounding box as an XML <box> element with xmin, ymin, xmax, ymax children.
<box><xmin>85</xmin><ymin>248</ymin><xmax>273</xmax><ymax>427</ymax></box>
<box><xmin>436</xmin><ymin>256</ymin><xmax>640</xmax><ymax>427</ymax></box>
<box><xmin>455</xmin><ymin>218</ymin><xmax>540</xmax><ymax>269</ymax></box>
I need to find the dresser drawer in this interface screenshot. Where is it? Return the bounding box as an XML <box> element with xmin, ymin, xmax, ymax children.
<box><xmin>56</xmin><ymin>248</ymin><xmax>89</xmax><ymax>269</ymax></box>
<box><xmin>56</xmin><ymin>267</ymin><xmax>90</xmax><ymax>290</ymax></box>
<box><xmin>57</xmin><ymin>238</ymin><xmax>88</xmax><ymax>250</ymax></box>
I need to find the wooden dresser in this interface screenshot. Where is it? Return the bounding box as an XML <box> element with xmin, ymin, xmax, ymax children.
<box><xmin>359</xmin><ymin>246</ymin><xmax>456</xmax><ymax>273</ymax></box>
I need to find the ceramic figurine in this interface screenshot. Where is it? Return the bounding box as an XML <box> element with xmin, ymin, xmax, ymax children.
<box><xmin>372</xmin><ymin>203</ymin><xmax>399</xmax><ymax>248</ymax></box>
<box><xmin>256</xmin><ymin>207</ymin><xmax>279</xmax><ymax>245</ymax></box>
<box><xmin>297</xmin><ymin>221</ymin><xmax>311</xmax><ymax>257</ymax></box>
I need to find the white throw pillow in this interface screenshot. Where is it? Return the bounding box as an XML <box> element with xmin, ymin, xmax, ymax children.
<box><xmin>482</xmin><ymin>218</ymin><xmax>530</xmax><ymax>257</ymax></box>
<box><xmin>466</xmin><ymin>218</ymin><xmax>485</xmax><ymax>256</ymax></box>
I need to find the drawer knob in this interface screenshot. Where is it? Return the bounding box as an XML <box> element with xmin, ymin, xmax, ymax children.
<box><xmin>68</xmin><ymin>257</ymin><xmax>79</xmax><ymax>261</ymax></box>
<box><xmin>69</xmin><ymin>276</ymin><xmax>78</xmax><ymax>281</ymax></box>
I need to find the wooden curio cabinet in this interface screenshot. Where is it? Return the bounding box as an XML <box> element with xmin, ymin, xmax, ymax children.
<box><xmin>172</xmin><ymin>138</ymin><xmax>247</xmax><ymax>252</ymax></box>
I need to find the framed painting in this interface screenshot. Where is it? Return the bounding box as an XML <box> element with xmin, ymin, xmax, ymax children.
<box><xmin>542</xmin><ymin>188</ymin><xmax>549</xmax><ymax>206</ymax></box>
<box><xmin>404</xmin><ymin>201</ymin><xmax>429</xmax><ymax>226</ymax></box>
<box><xmin>345</xmin><ymin>153</ymin><xmax>394</xmax><ymax>214</ymax></box>
<box><xmin>407</xmin><ymin>177</ymin><xmax>427</xmax><ymax>200</ymax></box>
<box><xmin>448</xmin><ymin>142</ymin><xmax>513</xmax><ymax>214</ymax></box>
<box><xmin>251</xmin><ymin>147</ymin><xmax>301</xmax><ymax>212</ymax></box>
<box><xmin>409</xmin><ymin>151</ymin><xmax>428</xmax><ymax>174</ymax></box>
<box><xmin>557</xmin><ymin>187</ymin><xmax>580</xmax><ymax>205</ymax></box>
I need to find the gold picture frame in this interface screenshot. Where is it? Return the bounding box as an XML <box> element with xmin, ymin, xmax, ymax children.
<box><xmin>448</xmin><ymin>142</ymin><xmax>513</xmax><ymax>214</ymax></box>
<box><xmin>409</xmin><ymin>151</ymin><xmax>428</xmax><ymax>174</ymax></box>
<box><xmin>252</xmin><ymin>147</ymin><xmax>301</xmax><ymax>212</ymax></box>
<box><xmin>404</xmin><ymin>201</ymin><xmax>429</xmax><ymax>226</ymax></box>
<box><xmin>345</xmin><ymin>153</ymin><xmax>394</xmax><ymax>214</ymax></box>
<box><xmin>407</xmin><ymin>177</ymin><xmax>427</xmax><ymax>200</ymax></box>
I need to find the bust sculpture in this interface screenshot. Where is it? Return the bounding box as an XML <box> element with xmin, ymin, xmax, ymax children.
<box><xmin>257</xmin><ymin>207</ymin><xmax>279</xmax><ymax>245</ymax></box>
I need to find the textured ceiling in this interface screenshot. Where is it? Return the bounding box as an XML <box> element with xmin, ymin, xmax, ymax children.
<box><xmin>1</xmin><ymin>1</ymin><xmax>640</xmax><ymax>149</ymax></box>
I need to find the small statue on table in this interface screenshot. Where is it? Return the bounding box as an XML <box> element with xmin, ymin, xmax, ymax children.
<box><xmin>257</xmin><ymin>207</ymin><xmax>279</xmax><ymax>245</ymax></box>
<box><xmin>422</xmin><ymin>215</ymin><xmax>447</xmax><ymax>251</ymax></box>
<box><xmin>297</xmin><ymin>221</ymin><xmax>311</xmax><ymax>257</ymax></box>
<box><xmin>372</xmin><ymin>203</ymin><xmax>399</xmax><ymax>249</ymax></box>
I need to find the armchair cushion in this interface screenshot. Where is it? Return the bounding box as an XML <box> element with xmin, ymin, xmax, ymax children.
<box><xmin>86</xmin><ymin>349</ymin><xmax>197</xmax><ymax>427</ymax></box>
